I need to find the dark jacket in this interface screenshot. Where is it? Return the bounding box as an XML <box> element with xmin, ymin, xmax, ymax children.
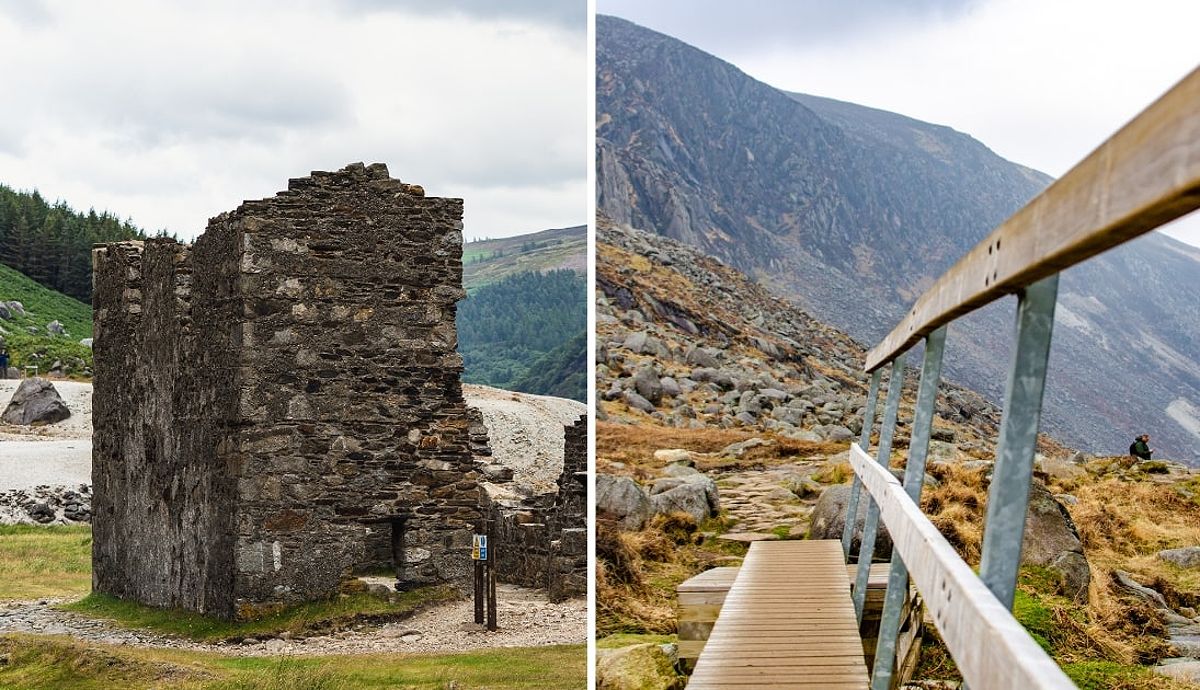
<box><xmin>1130</xmin><ymin>439</ymin><xmax>1152</xmax><ymax>460</ymax></box>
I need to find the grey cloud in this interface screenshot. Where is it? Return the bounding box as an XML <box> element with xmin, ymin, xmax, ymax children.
<box><xmin>66</xmin><ymin>71</ymin><xmax>351</xmax><ymax>149</ymax></box>
<box><xmin>598</xmin><ymin>0</ymin><xmax>979</xmax><ymax>52</ymax></box>
<box><xmin>0</xmin><ymin>0</ymin><xmax>52</xmax><ymax>27</ymax></box>
<box><xmin>343</xmin><ymin>0</ymin><xmax>583</xmax><ymax>29</ymax></box>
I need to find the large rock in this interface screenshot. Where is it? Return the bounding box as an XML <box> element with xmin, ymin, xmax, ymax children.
<box><xmin>1156</xmin><ymin>661</ymin><xmax>1200</xmax><ymax>684</ymax></box>
<box><xmin>633</xmin><ymin>367</ymin><xmax>664</xmax><ymax>404</ymax></box>
<box><xmin>1</xmin><ymin>378</ymin><xmax>71</xmax><ymax>425</ymax></box>
<box><xmin>1158</xmin><ymin>546</ymin><xmax>1200</xmax><ymax>569</ymax></box>
<box><xmin>651</xmin><ymin>482</ymin><xmax>716</xmax><ymax>524</ymax></box>
<box><xmin>808</xmin><ymin>485</ymin><xmax>892</xmax><ymax>562</ymax></box>
<box><xmin>649</xmin><ymin>473</ymin><xmax>719</xmax><ymax>523</ymax></box>
<box><xmin>597</xmin><ymin>643</ymin><xmax>684</xmax><ymax>690</ymax></box>
<box><xmin>1021</xmin><ymin>481</ymin><xmax>1090</xmax><ymax>601</ymax></box>
<box><xmin>597</xmin><ymin>474</ymin><xmax>653</xmax><ymax>529</ymax></box>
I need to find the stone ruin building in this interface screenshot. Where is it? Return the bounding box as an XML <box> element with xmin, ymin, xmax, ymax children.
<box><xmin>91</xmin><ymin>163</ymin><xmax>586</xmax><ymax>619</ymax></box>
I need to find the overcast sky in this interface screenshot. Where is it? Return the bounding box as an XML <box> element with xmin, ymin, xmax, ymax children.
<box><xmin>599</xmin><ymin>0</ymin><xmax>1200</xmax><ymax>247</ymax></box>
<box><xmin>0</xmin><ymin>0</ymin><xmax>586</xmax><ymax>241</ymax></box>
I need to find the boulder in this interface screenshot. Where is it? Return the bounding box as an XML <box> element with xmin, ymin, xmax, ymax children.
<box><xmin>652</xmin><ymin>449</ymin><xmax>694</xmax><ymax>466</ymax></box>
<box><xmin>720</xmin><ymin>437</ymin><xmax>770</xmax><ymax>458</ymax></box>
<box><xmin>1036</xmin><ymin>456</ymin><xmax>1087</xmax><ymax>483</ymax></box>
<box><xmin>808</xmin><ymin>485</ymin><xmax>892</xmax><ymax>562</ymax></box>
<box><xmin>1158</xmin><ymin>546</ymin><xmax>1200</xmax><ymax>569</ymax></box>
<box><xmin>650</xmin><ymin>479</ymin><xmax>718</xmax><ymax>524</ymax></box>
<box><xmin>685</xmin><ymin>346</ymin><xmax>720</xmax><ymax>369</ymax></box>
<box><xmin>79</xmin><ymin>338</ymin><xmax>93</xmax><ymax>349</ymax></box>
<box><xmin>659</xmin><ymin>376</ymin><xmax>681</xmax><ymax>398</ymax></box>
<box><xmin>633</xmin><ymin>367</ymin><xmax>663</xmax><ymax>404</ymax></box>
<box><xmin>1</xmin><ymin>378</ymin><xmax>71</xmax><ymax>426</ymax></box>
<box><xmin>0</xmin><ymin>303</ymin><xmax>9</xmax><ymax>320</ymax></box>
<box><xmin>46</xmin><ymin>320</ymin><xmax>66</xmax><ymax>336</ymax></box>
<box><xmin>596</xmin><ymin>643</ymin><xmax>684</xmax><ymax>690</ymax></box>
<box><xmin>596</xmin><ymin>474</ymin><xmax>653</xmax><ymax>530</ymax></box>
<box><xmin>1156</xmin><ymin>661</ymin><xmax>1200</xmax><ymax>684</ymax></box>
<box><xmin>1020</xmin><ymin>482</ymin><xmax>1090</xmax><ymax>601</ymax></box>
<box><xmin>1113</xmin><ymin>570</ymin><xmax>1169</xmax><ymax>609</ymax></box>
<box><xmin>623</xmin><ymin>391</ymin><xmax>655</xmax><ymax>414</ymax></box>
<box><xmin>818</xmin><ymin>424</ymin><xmax>854</xmax><ymax>442</ymax></box>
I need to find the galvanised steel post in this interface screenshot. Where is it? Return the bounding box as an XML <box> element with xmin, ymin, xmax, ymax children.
<box><xmin>853</xmin><ymin>355</ymin><xmax>906</xmax><ymax>623</ymax></box>
<box><xmin>843</xmin><ymin>368</ymin><xmax>883</xmax><ymax>560</ymax></box>
<box><xmin>870</xmin><ymin>327</ymin><xmax>947</xmax><ymax>689</ymax></box>
<box><xmin>978</xmin><ymin>274</ymin><xmax>1059</xmax><ymax>610</ymax></box>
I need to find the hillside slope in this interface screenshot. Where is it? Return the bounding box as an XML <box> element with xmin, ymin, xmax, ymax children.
<box><xmin>596</xmin><ymin>15</ymin><xmax>1200</xmax><ymax>463</ymax></box>
<box><xmin>0</xmin><ymin>263</ymin><xmax>93</xmax><ymax>377</ymax></box>
<box><xmin>463</xmin><ymin>225</ymin><xmax>585</xmax><ymax>292</ymax></box>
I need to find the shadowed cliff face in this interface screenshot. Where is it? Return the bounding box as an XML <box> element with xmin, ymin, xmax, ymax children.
<box><xmin>597</xmin><ymin>14</ymin><xmax>1200</xmax><ymax>463</ymax></box>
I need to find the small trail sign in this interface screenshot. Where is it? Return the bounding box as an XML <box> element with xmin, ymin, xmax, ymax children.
<box><xmin>472</xmin><ymin>534</ymin><xmax>488</xmax><ymax>560</ymax></box>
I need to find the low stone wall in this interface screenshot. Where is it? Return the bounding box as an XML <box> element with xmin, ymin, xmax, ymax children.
<box><xmin>481</xmin><ymin>415</ymin><xmax>587</xmax><ymax>600</ymax></box>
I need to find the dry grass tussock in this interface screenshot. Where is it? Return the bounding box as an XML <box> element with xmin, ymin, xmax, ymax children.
<box><xmin>596</xmin><ymin>512</ymin><xmax>736</xmax><ymax>636</ymax></box>
<box><xmin>920</xmin><ymin>461</ymin><xmax>1200</xmax><ymax>672</ymax></box>
<box><xmin>596</xmin><ymin>421</ymin><xmax>846</xmax><ymax>478</ymax></box>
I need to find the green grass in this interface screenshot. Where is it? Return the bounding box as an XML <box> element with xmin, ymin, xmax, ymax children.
<box><xmin>461</xmin><ymin>226</ymin><xmax>585</xmax><ymax>293</ymax></box>
<box><xmin>0</xmin><ymin>635</ymin><xmax>587</xmax><ymax>689</ymax></box>
<box><xmin>0</xmin><ymin>262</ymin><xmax>93</xmax><ymax>374</ymax></box>
<box><xmin>596</xmin><ymin>633</ymin><xmax>675</xmax><ymax>649</ymax></box>
<box><xmin>63</xmin><ymin>586</ymin><xmax>459</xmax><ymax>643</ymax></box>
<box><xmin>0</xmin><ymin>525</ymin><xmax>92</xmax><ymax>600</ymax></box>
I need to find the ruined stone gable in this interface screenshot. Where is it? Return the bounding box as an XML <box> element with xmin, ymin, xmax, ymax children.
<box><xmin>92</xmin><ymin>163</ymin><xmax>478</xmax><ymax>619</ymax></box>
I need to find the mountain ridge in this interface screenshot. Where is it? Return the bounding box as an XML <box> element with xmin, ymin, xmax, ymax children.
<box><xmin>596</xmin><ymin>14</ymin><xmax>1200</xmax><ymax>463</ymax></box>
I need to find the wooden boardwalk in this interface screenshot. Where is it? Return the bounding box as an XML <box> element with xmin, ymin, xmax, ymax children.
<box><xmin>687</xmin><ymin>539</ymin><xmax>869</xmax><ymax>688</ymax></box>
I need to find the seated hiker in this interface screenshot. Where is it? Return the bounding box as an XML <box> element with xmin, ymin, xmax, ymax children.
<box><xmin>1129</xmin><ymin>434</ymin><xmax>1153</xmax><ymax>461</ymax></box>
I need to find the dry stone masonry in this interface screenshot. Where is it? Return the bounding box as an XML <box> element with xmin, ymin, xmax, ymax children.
<box><xmin>480</xmin><ymin>415</ymin><xmax>587</xmax><ymax>601</ymax></box>
<box><xmin>91</xmin><ymin>163</ymin><xmax>481</xmax><ymax>619</ymax></box>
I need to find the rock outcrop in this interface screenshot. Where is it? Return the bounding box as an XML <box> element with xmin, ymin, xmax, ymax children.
<box><xmin>1</xmin><ymin>378</ymin><xmax>71</xmax><ymax>425</ymax></box>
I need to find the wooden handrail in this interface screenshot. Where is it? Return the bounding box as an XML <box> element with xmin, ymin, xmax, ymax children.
<box><xmin>849</xmin><ymin>443</ymin><xmax>1076</xmax><ymax>690</ymax></box>
<box><xmin>865</xmin><ymin>66</ymin><xmax>1200</xmax><ymax>371</ymax></box>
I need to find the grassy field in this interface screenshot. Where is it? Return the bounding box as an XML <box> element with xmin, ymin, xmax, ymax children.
<box><xmin>0</xmin><ymin>635</ymin><xmax>586</xmax><ymax>689</ymax></box>
<box><xmin>0</xmin><ymin>526</ymin><xmax>586</xmax><ymax>688</ymax></box>
<box><xmin>462</xmin><ymin>226</ymin><xmax>585</xmax><ymax>292</ymax></box>
<box><xmin>0</xmin><ymin>525</ymin><xmax>92</xmax><ymax>600</ymax></box>
<box><xmin>0</xmin><ymin>262</ymin><xmax>93</xmax><ymax>375</ymax></box>
<box><xmin>63</xmin><ymin>587</ymin><xmax>459</xmax><ymax>643</ymax></box>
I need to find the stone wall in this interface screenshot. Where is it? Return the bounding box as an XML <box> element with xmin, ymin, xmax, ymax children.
<box><xmin>92</xmin><ymin>163</ymin><xmax>479</xmax><ymax>619</ymax></box>
<box><xmin>482</xmin><ymin>415</ymin><xmax>587</xmax><ymax>601</ymax></box>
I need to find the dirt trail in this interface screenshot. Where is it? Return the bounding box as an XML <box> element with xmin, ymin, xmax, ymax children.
<box><xmin>0</xmin><ymin>585</ymin><xmax>584</xmax><ymax>656</ymax></box>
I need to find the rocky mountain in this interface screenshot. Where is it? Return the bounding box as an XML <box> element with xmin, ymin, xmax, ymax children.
<box><xmin>596</xmin><ymin>215</ymin><xmax>1006</xmax><ymax>450</ymax></box>
<box><xmin>596</xmin><ymin>14</ymin><xmax>1200</xmax><ymax>463</ymax></box>
<box><xmin>463</xmin><ymin>225</ymin><xmax>585</xmax><ymax>292</ymax></box>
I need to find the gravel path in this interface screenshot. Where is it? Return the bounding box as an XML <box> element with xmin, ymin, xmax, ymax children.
<box><xmin>0</xmin><ymin>585</ymin><xmax>585</xmax><ymax>656</ymax></box>
<box><xmin>0</xmin><ymin>380</ymin><xmax>93</xmax><ymax>490</ymax></box>
<box><xmin>464</xmin><ymin>384</ymin><xmax>586</xmax><ymax>493</ymax></box>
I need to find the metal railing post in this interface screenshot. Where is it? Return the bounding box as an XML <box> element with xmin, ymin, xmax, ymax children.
<box><xmin>978</xmin><ymin>274</ymin><xmax>1059</xmax><ymax>609</ymax></box>
<box><xmin>871</xmin><ymin>327</ymin><xmax>946</xmax><ymax>689</ymax></box>
<box><xmin>853</xmin><ymin>355</ymin><xmax>906</xmax><ymax>623</ymax></box>
<box><xmin>843</xmin><ymin>368</ymin><xmax>883</xmax><ymax>559</ymax></box>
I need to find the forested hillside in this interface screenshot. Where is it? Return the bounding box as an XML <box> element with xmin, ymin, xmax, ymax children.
<box><xmin>0</xmin><ymin>185</ymin><xmax>146</xmax><ymax>302</ymax></box>
<box><xmin>457</xmin><ymin>269</ymin><xmax>586</xmax><ymax>401</ymax></box>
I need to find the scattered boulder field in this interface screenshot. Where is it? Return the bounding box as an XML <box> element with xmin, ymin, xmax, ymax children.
<box><xmin>594</xmin><ymin>220</ymin><xmax>1200</xmax><ymax>688</ymax></box>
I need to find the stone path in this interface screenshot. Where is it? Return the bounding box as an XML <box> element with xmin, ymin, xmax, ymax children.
<box><xmin>0</xmin><ymin>585</ymin><xmax>585</xmax><ymax>656</ymax></box>
<box><xmin>713</xmin><ymin>461</ymin><xmax>825</xmax><ymax>538</ymax></box>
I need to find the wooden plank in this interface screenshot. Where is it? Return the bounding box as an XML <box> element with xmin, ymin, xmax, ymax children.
<box><xmin>688</xmin><ymin>540</ymin><xmax>869</xmax><ymax>688</ymax></box>
<box><xmin>849</xmin><ymin>443</ymin><xmax>1076</xmax><ymax>689</ymax></box>
<box><xmin>865</xmin><ymin>66</ymin><xmax>1200</xmax><ymax>371</ymax></box>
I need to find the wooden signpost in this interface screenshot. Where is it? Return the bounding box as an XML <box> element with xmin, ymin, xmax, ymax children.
<box><xmin>473</xmin><ymin>518</ymin><xmax>497</xmax><ymax>631</ymax></box>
